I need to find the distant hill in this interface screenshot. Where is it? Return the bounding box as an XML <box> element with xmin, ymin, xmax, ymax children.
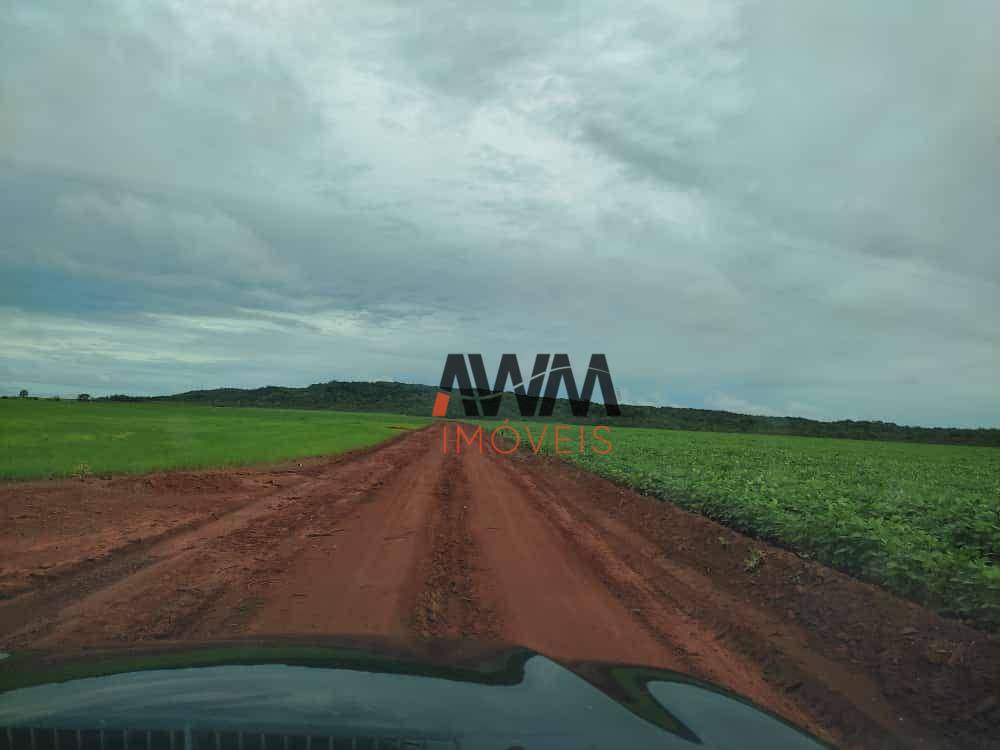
<box><xmin>100</xmin><ymin>380</ymin><xmax>1000</xmax><ymax>447</ymax></box>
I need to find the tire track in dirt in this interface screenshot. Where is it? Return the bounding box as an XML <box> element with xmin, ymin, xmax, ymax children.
<box><xmin>412</xmin><ymin>452</ymin><xmax>501</xmax><ymax>641</ymax></box>
<box><xmin>0</xmin><ymin>485</ymin><xmax>316</xmax><ymax>644</ymax></box>
<box><xmin>0</xmin><ymin>428</ymin><xmax>436</xmax><ymax>647</ymax></box>
<box><xmin>458</xmin><ymin>445</ymin><xmax>695</xmax><ymax>673</ymax></box>
<box><xmin>246</xmin><ymin>426</ymin><xmax>445</xmax><ymax>638</ymax></box>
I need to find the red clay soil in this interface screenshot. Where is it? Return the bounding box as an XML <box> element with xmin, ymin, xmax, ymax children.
<box><xmin>1</xmin><ymin>425</ymin><xmax>997</xmax><ymax>748</ymax></box>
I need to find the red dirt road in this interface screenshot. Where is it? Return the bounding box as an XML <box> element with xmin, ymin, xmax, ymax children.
<box><xmin>1</xmin><ymin>426</ymin><xmax>998</xmax><ymax>747</ymax></box>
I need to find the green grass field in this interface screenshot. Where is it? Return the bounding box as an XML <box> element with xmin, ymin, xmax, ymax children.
<box><xmin>488</xmin><ymin>421</ymin><xmax>1000</xmax><ymax>629</ymax></box>
<box><xmin>0</xmin><ymin>399</ymin><xmax>429</xmax><ymax>480</ymax></box>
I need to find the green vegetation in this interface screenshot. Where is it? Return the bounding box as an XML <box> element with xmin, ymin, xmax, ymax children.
<box><xmin>0</xmin><ymin>399</ymin><xmax>428</xmax><ymax>480</ymax></box>
<box><xmin>508</xmin><ymin>423</ymin><xmax>1000</xmax><ymax>629</ymax></box>
<box><xmin>98</xmin><ymin>379</ymin><xmax>1000</xmax><ymax>447</ymax></box>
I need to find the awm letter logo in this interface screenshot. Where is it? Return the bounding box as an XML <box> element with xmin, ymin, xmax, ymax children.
<box><xmin>432</xmin><ymin>354</ymin><xmax>621</xmax><ymax>418</ymax></box>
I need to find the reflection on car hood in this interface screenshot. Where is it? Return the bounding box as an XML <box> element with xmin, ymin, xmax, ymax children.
<box><xmin>0</xmin><ymin>636</ymin><xmax>826</xmax><ymax>749</ymax></box>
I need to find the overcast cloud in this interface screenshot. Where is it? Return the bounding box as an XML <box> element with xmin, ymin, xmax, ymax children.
<box><xmin>1</xmin><ymin>0</ymin><xmax>997</xmax><ymax>427</ymax></box>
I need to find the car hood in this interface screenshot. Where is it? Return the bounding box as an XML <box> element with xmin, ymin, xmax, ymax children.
<box><xmin>0</xmin><ymin>636</ymin><xmax>826</xmax><ymax>749</ymax></box>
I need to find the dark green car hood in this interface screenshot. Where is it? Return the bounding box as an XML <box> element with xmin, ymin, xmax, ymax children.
<box><xmin>0</xmin><ymin>636</ymin><xmax>826</xmax><ymax>749</ymax></box>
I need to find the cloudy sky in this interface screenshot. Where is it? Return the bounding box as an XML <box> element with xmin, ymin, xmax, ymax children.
<box><xmin>2</xmin><ymin>1</ymin><xmax>997</xmax><ymax>427</ymax></box>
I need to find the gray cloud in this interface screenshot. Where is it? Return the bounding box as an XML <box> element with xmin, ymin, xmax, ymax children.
<box><xmin>1</xmin><ymin>0</ymin><xmax>998</xmax><ymax>427</ymax></box>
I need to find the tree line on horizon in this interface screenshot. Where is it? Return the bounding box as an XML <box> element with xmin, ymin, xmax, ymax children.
<box><xmin>97</xmin><ymin>380</ymin><xmax>1000</xmax><ymax>447</ymax></box>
